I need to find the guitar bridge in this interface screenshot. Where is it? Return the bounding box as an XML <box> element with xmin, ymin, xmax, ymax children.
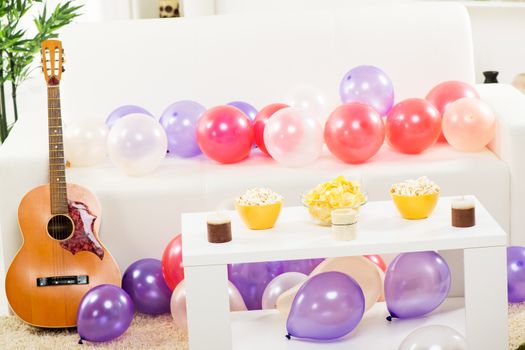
<box><xmin>36</xmin><ymin>275</ymin><xmax>89</xmax><ymax>287</ymax></box>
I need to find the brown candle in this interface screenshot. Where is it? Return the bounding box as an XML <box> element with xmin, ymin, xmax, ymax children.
<box><xmin>207</xmin><ymin>213</ymin><xmax>232</xmax><ymax>243</ymax></box>
<box><xmin>451</xmin><ymin>198</ymin><xmax>475</xmax><ymax>228</ymax></box>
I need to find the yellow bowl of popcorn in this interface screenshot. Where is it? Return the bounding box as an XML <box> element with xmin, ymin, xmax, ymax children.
<box><xmin>390</xmin><ymin>177</ymin><xmax>440</xmax><ymax>220</ymax></box>
<box><xmin>302</xmin><ymin>176</ymin><xmax>367</xmax><ymax>226</ymax></box>
<box><xmin>235</xmin><ymin>188</ymin><xmax>284</xmax><ymax>230</ymax></box>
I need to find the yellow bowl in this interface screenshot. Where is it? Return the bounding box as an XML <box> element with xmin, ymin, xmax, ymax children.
<box><xmin>235</xmin><ymin>201</ymin><xmax>283</xmax><ymax>230</ymax></box>
<box><xmin>391</xmin><ymin>192</ymin><xmax>439</xmax><ymax>220</ymax></box>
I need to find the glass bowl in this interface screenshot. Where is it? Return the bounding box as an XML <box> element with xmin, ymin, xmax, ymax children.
<box><xmin>301</xmin><ymin>194</ymin><xmax>367</xmax><ymax>226</ymax></box>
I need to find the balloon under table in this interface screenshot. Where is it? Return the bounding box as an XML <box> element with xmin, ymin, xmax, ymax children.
<box><xmin>181</xmin><ymin>196</ymin><xmax>507</xmax><ymax>350</ymax></box>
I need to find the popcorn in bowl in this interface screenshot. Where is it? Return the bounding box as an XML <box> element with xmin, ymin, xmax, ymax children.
<box><xmin>303</xmin><ymin>176</ymin><xmax>366</xmax><ymax>225</ymax></box>
<box><xmin>390</xmin><ymin>176</ymin><xmax>440</xmax><ymax>196</ymax></box>
<box><xmin>236</xmin><ymin>188</ymin><xmax>284</xmax><ymax>206</ymax></box>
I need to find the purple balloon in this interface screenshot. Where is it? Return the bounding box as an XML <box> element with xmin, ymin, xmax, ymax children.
<box><xmin>507</xmin><ymin>246</ymin><xmax>525</xmax><ymax>303</ymax></box>
<box><xmin>339</xmin><ymin>65</ymin><xmax>395</xmax><ymax>116</ymax></box>
<box><xmin>281</xmin><ymin>258</ymin><xmax>324</xmax><ymax>275</ymax></box>
<box><xmin>385</xmin><ymin>251</ymin><xmax>451</xmax><ymax>320</ymax></box>
<box><xmin>286</xmin><ymin>271</ymin><xmax>365</xmax><ymax>341</ymax></box>
<box><xmin>106</xmin><ymin>105</ymin><xmax>153</xmax><ymax>128</ymax></box>
<box><xmin>227</xmin><ymin>101</ymin><xmax>258</xmax><ymax>121</ymax></box>
<box><xmin>159</xmin><ymin>100</ymin><xmax>206</xmax><ymax>158</ymax></box>
<box><xmin>228</xmin><ymin>261</ymin><xmax>283</xmax><ymax>310</ymax></box>
<box><xmin>122</xmin><ymin>258</ymin><xmax>172</xmax><ymax>315</ymax></box>
<box><xmin>77</xmin><ymin>284</ymin><xmax>134</xmax><ymax>343</ymax></box>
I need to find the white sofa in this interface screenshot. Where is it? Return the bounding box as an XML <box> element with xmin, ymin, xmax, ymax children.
<box><xmin>1</xmin><ymin>3</ymin><xmax>525</xmax><ymax>315</ymax></box>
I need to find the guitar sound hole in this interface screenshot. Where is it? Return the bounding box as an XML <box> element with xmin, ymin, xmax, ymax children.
<box><xmin>47</xmin><ymin>215</ymin><xmax>74</xmax><ymax>241</ymax></box>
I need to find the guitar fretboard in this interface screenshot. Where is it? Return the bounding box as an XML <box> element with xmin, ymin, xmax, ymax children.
<box><xmin>47</xmin><ymin>83</ymin><xmax>68</xmax><ymax>214</ymax></box>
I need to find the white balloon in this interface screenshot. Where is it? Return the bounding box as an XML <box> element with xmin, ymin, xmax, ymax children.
<box><xmin>287</xmin><ymin>85</ymin><xmax>330</xmax><ymax>124</ymax></box>
<box><xmin>398</xmin><ymin>325</ymin><xmax>468</xmax><ymax>350</ymax></box>
<box><xmin>107</xmin><ymin>114</ymin><xmax>167</xmax><ymax>176</ymax></box>
<box><xmin>264</xmin><ymin>107</ymin><xmax>324</xmax><ymax>167</ymax></box>
<box><xmin>261</xmin><ymin>272</ymin><xmax>307</xmax><ymax>309</ymax></box>
<box><xmin>64</xmin><ymin>119</ymin><xmax>108</xmax><ymax>167</ymax></box>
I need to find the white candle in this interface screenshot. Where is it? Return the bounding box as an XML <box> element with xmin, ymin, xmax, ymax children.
<box><xmin>331</xmin><ymin>208</ymin><xmax>358</xmax><ymax>241</ymax></box>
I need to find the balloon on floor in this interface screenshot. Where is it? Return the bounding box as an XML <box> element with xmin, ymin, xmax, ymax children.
<box><xmin>507</xmin><ymin>246</ymin><xmax>525</xmax><ymax>303</ymax></box>
<box><xmin>398</xmin><ymin>325</ymin><xmax>468</xmax><ymax>350</ymax></box>
<box><xmin>162</xmin><ymin>234</ymin><xmax>184</xmax><ymax>291</ymax></box>
<box><xmin>261</xmin><ymin>272</ymin><xmax>307</xmax><ymax>310</ymax></box>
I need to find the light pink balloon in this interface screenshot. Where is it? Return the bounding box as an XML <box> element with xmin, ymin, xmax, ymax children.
<box><xmin>442</xmin><ymin>98</ymin><xmax>496</xmax><ymax>152</ymax></box>
<box><xmin>261</xmin><ymin>272</ymin><xmax>308</xmax><ymax>309</ymax></box>
<box><xmin>263</xmin><ymin>107</ymin><xmax>324</xmax><ymax>167</ymax></box>
<box><xmin>170</xmin><ymin>280</ymin><xmax>247</xmax><ymax>332</ymax></box>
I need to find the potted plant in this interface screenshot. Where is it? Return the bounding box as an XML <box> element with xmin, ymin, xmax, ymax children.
<box><xmin>0</xmin><ymin>0</ymin><xmax>82</xmax><ymax>143</ymax></box>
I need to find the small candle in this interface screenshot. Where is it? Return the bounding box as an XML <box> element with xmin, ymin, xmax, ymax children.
<box><xmin>331</xmin><ymin>208</ymin><xmax>358</xmax><ymax>241</ymax></box>
<box><xmin>451</xmin><ymin>197</ymin><xmax>475</xmax><ymax>228</ymax></box>
<box><xmin>207</xmin><ymin>213</ymin><xmax>232</xmax><ymax>243</ymax></box>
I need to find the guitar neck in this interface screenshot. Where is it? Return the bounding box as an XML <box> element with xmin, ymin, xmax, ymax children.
<box><xmin>47</xmin><ymin>80</ymin><xmax>68</xmax><ymax>214</ymax></box>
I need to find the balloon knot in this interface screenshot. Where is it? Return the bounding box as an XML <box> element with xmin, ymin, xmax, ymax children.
<box><xmin>78</xmin><ymin>338</ymin><xmax>84</xmax><ymax>345</ymax></box>
<box><xmin>386</xmin><ymin>315</ymin><xmax>393</xmax><ymax>322</ymax></box>
<box><xmin>285</xmin><ymin>334</ymin><xmax>291</xmax><ymax>340</ymax></box>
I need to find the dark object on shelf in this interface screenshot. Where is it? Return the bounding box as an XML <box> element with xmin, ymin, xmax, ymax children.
<box><xmin>207</xmin><ymin>213</ymin><xmax>232</xmax><ymax>243</ymax></box>
<box><xmin>159</xmin><ymin>0</ymin><xmax>180</xmax><ymax>18</ymax></box>
<box><xmin>483</xmin><ymin>71</ymin><xmax>499</xmax><ymax>84</ymax></box>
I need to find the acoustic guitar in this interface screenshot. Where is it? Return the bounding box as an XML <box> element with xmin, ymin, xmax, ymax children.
<box><xmin>5</xmin><ymin>40</ymin><xmax>121</xmax><ymax>328</ymax></box>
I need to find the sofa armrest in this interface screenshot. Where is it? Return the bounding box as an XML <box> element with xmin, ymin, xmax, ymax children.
<box><xmin>478</xmin><ymin>84</ymin><xmax>525</xmax><ymax>244</ymax></box>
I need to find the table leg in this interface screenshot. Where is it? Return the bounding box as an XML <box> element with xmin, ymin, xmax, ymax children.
<box><xmin>464</xmin><ymin>246</ymin><xmax>508</xmax><ymax>350</ymax></box>
<box><xmin>185</xmin><ymin>264</ymin><xmax>232</xmax><ymax>350</ymax></box>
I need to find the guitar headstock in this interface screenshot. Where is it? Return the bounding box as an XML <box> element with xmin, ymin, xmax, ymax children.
<box><xmin>41</xmin><ymin>40</ymin><xmax>64</xmax><ymax>86</ymax></box>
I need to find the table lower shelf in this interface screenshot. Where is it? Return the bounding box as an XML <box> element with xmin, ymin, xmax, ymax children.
<box><xmin>231</xmin><ymin>298</ymin><xmax>465</xmax><ymax>349</ymax></box>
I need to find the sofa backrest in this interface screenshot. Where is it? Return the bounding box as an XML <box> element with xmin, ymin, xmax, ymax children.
<box><xmin>60</xmin><ymin>3</ymin><xmax>474</xmax><ymax>120</ymax></box>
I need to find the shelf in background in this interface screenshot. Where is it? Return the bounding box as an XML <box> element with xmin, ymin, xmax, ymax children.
<box><xmin>231</xmin><ymin>298</ymin><xmax>465</xmax><ymax>350</ymax></box>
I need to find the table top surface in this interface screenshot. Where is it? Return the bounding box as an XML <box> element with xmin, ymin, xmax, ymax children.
<box><xmin>181</xmin><ymin>196</ymin><xmax>507</xmax><ymax>266</ymax></box>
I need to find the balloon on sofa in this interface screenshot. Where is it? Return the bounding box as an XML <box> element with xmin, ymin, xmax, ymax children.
<box><xmin>276</xmin><ymin>256</ymin><xmax>382</xmax><ymax>315</ymax></box>
<box><xmin>264</xmin><ymin>107</ymin><xmax>324</xmax><ymax>167</ymax></box>
<box><xmin>286</xmin><ymin>272</ymin><xmax>365</xmax><ymax>341</ymax></box>
<box><xmin>64</xmin><ymin>119</ymin><xmax>108</xmax><ymax>167</ymax></box>
<box><xmin>77</xmin><ymin>284</ymin><xmax>134</xmax><ymax>343</ymax></box>
<box><xmin>107</xmin><ymin>114</ymin><xmax>167</xmax><ymax>176</ymax></box>
<box><xmin>385</xmin><ymin>98</ymin><xmax>441</xmax><ymax>154</ymax></box>
<box><xmin>253</xmin><ymin>103</ymin><xmax>289</xmax><ymax>156</ymax></box>
<box><xmin>106</xmin><ymin>104</ymin><xmax>153</xmax><ymax>129</ymax></box>
<box><xmin>398</xmin><ymin>325</ymin><xmax>468</xmax><ymax>350</ymax></box>
<box><xmin>507</xmin><ymin>246</ymin><xmax>525</xmax><ymax>303</ymax></box>
<box><xmin>196</xmin><ymin>105</ymin><xmax>254</xmax><ymax>164</ymax></box>
<box><xmin>162</xmin><ymin>234</ymin><xmax>184</xmax><ymax>291</ymax></box>
<box><xmin>442</xmin><ymin>97</ymin><xmax>496</xmax><ymax>152</ymax></box>
<box><xmin>339</xmin><ymin>65</ymin><xmax>395</xmax><ymax>116</ymax></box>
<box><xmin>286</xmin><ymin>85</ymin><xmax>329</xmax><ymax>123</ymax></box>
<box><xmin>425</xmin><ymin>80</ymin><xmax>479</xmax><ymax>142</ymax></box>
<box><xmin>324</xmin><ymin>103</ymin><xmax>385</xmax><ymax>164</ymax></box>
<box><xmin>160</xmin><ymin>100</ymin><xmax>206</xmax><ymax>158</ymax></box>
<box><xmin>228</xmin><ymin>261</ymin><xmax>283</xmax><ymax>310</ymax></box>
<box><xmin>122</xmin><ymin>258</ymin><xmax>172</xmax><ymax>315</ymax></box>
<box><xmin>261</xmin><ymin>272</ymin><xmax>308</xmax><ymax>309</ymax></box>
<box><xmin>170</xmin><ymin>280</ymin><xmax>247</xmax><ymax>332</ymax></box>
<box><xmin>385</xmin><ymin>251</ymin><xmax>451</xmax><ymax>320</ymax></box>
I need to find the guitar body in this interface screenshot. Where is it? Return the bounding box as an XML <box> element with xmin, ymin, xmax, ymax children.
<box><xmin>5</xmin><ymin>183</ymin><xmax>121</xmax><ymax>328</ymax></box>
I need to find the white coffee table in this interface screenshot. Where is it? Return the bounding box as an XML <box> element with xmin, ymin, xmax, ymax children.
<box><xmin>181</xmin><ymin>196</ymin><xmax>508</xmax><ymax>350</ymax></box>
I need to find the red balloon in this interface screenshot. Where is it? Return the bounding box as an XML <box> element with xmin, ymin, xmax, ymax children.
<box><xmin>196</xmin><ymin>105</ymin><xmax>254</xmax><ymax>164</ymax></box>
<box><xmin>364</xmin><ymin>254</ymin><xmax>387</xmax><ymax>272</ymax></box>
<box><xmin>324</xmin><ymin>103</ymin><xmax>385</xmax><ymax>164</ymax></box>
<box><xmin>425</xmin><ymin>80</ymin><xmax>479</xmax><ymax>142</ymax></box>
<box><xmin>162</xmin><ymin>234</ymin><xmax>184</xmax><ymax>291</ymax></box>
<box><xmin>385</xmin><ymin>98</ymin><xmax>441</xmax><ymax>154</ymax></box>
<box><xmin>253</xmin><ymin>103</ymin><xmax>289</xmax><ymax>156</ymax></box>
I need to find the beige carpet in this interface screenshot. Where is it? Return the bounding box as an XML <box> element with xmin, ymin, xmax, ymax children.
<box><xmin>1</xmin><ymin>304</ymin><xmax>524</xmax><ymax>350</ymax></box>
<box><xmin>0</xmin><ymin>314</ymin><xmax>188</xmax><ymax>350</ymax></box>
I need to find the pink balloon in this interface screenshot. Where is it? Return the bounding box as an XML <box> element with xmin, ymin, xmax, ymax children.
<box><xmin>253</xmin><ymin>103</ymin><xmax>289</xmax><ymax>156</ymax></box>
<box><xmin>386</xmin><ymin>98</ymin><xmax>441</xmax><ymax>154</ymax></box>
<box><xmin>425</xmin><ymin>80</ymin><xmax>479</xmax><ymax>143</ymax></box>
<box><xmin>170</xmin><ymin>280</ymin><xmax>247</xmax><ymax>332</ymax></box>
<box><xmin>442</xmin><ymin>97</ymin><xmax>496</xmax><ymax>152</ymax></box>
<box><xmin>196</xmin><ymin>105</ymin><xmax>254</xmax><ymax>164</ymax></box>
<box><xmin>263</xmin><ymin>107</ymin><xmax>324</xmax><ymax>167</ymax></box>
<box><xmin>324</xmin><ymin>103</ymin><xmax>385</xmax><ymax>164</ymax></box>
